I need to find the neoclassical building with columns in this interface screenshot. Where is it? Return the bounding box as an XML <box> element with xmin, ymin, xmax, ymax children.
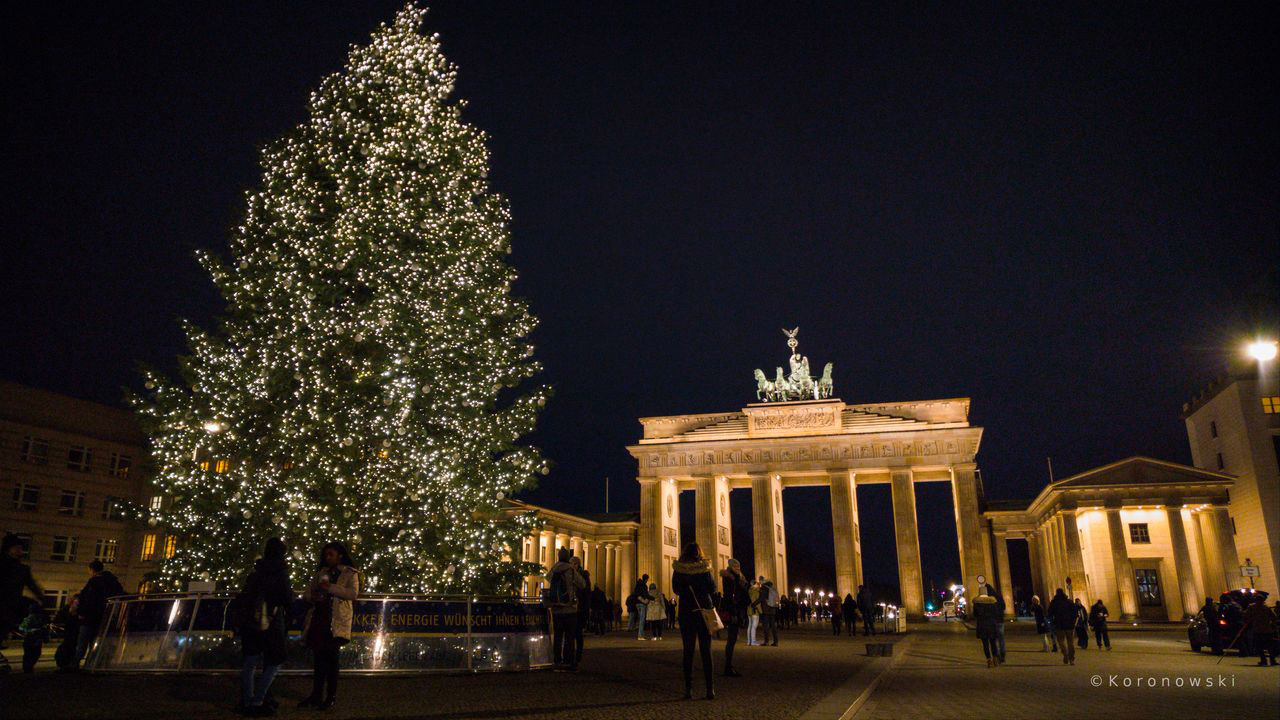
<box><xmin>626</xmin><ymin>396</ymin><xmax>988</xmax><ymax>620</ymax></box>
<box><xmin>508</xmin><ymin>500</ymin><xmax>639</xmax><ymax>604</ymax></box>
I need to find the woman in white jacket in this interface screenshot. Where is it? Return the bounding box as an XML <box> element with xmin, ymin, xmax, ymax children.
<box><xmin>646</xmin><ymin>583</ymin><xmax>668</xmax><ymax>640</ymax></box>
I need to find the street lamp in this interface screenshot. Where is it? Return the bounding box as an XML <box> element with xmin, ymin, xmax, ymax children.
<box><xmin>1246</xmin><ymin>340</ymin><xmax>1278</xmax><ymax>362</ymax></box>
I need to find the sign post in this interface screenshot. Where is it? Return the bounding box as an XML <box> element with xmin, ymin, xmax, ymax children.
<box><xmin>1240</xmin><ymin>559</ymin><xmax>1260</xmax><ymax>589</ymax></box>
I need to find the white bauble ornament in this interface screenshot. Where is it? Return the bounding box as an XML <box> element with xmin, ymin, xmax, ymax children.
<box><xmin>496</xmin><ymin>491</ymin><xmax>504</xmax><ymax>500</ymax></box>
<box><xmin>148</xmin><ymin>518</ymin><xmax>158</xmax><ymax>527</ymax></box>
<box><xmin>242</xmin><ymin>510</ymin><xmax>252</xmax><ymax>519</ymax></box>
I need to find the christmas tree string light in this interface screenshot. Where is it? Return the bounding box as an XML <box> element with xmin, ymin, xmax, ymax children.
<box><xmin>134</xmin><ymin>4</ymin><xmax>546</xmax><ymax>594</ymax></box>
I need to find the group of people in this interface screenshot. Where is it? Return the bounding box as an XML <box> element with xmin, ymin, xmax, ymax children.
<box><xmin>1199</xmin><ymin>593</ymin><xmax>1279</xmax><ymax>664</ymax></box>
<box><xmin>1025</xmin><ymin>590</ymin><xmax>1113</xmax><ymax>665</ymax></box>
<box><xmin>822</xmin><ymin>590</ymin><xmax>878</xmax><ymax>637</ymax></box>
<box><xmin>0</xmin><ymin>534</ymin><xmax>124</xmax><ymax>674</ymax></box>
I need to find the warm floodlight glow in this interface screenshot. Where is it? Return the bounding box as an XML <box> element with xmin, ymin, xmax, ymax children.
<box><xmin>1246</xmin><ymin>340</ymin><xmax>1278</xmax><ymax>361</ymax></box>
<box><xmin>202</xmin><ymin>420</ymin><xmax>223</xmax><ymax>434</ymax></box>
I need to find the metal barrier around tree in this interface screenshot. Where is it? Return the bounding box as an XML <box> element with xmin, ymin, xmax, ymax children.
<box><xmin>82</xmin><ymin>593</ymin><xmax>552</xmax><ymax>673</ymax></box>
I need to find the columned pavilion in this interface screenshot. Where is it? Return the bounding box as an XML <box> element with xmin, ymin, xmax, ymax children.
<box><xmin>626</xmin><ymin>396</ymin><xmax>987</xmax><ymax>619</ymax></box>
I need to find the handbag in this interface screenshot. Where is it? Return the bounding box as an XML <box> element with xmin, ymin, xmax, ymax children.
<box><xmin>690</xmin><ymin>585</ymin><xmax>724</xmax><ymax>633</ymax></box>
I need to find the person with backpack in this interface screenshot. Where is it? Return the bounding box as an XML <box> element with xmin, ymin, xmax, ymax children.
<box><xmin>300</xmin><ymin>541</ymin><xmax>359</xmax><ymax>710</ymax></box>
<box><xmin>672</xmin><ymin>542</ymin><xmax>718</xmax><ymax>700</ymax></box>
<box><xmin>546</xmin><ymin>546</ymin><xmax>586</xmax><ymax>669</ymax></box>
<box><xmin>76</xmin><ymin>560</ymin><xmax>124</xmax><ymax>667</ymax></box>
<box><xmin>236</xmin><ymin>537</ymin><xmax>293</xmax><ymax>716</ymax></box>
<box><xmin>646</xmin><ymin>582</ymin><xmax>668</xmax><ymax>639</ymax></box>
<box><xmin>760</xmin><ymin>581</ymin><xmax>780</xmax><ymax>646</ymax></box>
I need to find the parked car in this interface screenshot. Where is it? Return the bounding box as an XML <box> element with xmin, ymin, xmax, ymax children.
<box><xmin>1187</xmin><ymin>588</ymin><xmax>1269</xmax><ymax>654</ymax></box>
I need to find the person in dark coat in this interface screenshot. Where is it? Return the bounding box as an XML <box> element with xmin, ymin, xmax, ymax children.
<box><xmin>1072</xmin><ymin>598</ymin><xmax>1089</xmax><ymax>649</ymax></box>
<box><xmin>54</xmin><ymin>594</ymin><xmax>81</xmax><ymax>671</ymax></box>
<box><xmin>671</xmin><ymin>542</ymin><xmax>717</xmax><ymax>701</ymax></box>
<box><xmin>856</xmin><ymin>585</ymin><xmax>875</xmax><ymax>636</ymax></box>
<box><xmin>1031</xmin><ymin>595</ymin><xmax>1051</xmax><ymax>652</ymax></box>
<box><xmin>827</xmin><ymin>593</ymin><xmax>843</xmax><ymax>635</ymax></box>
<box><xmin>1089</xmin><ymin>600</ymin><xmax>1111</xmax><ymax>650</ymax></box>
<box><xmin>18</xmin><ymin>601</ymin><xmax>48</xmax><ymax>673</ymax></box>
<box><xmin>571</xmin><ymin>557</ymin><xmax>591</xmax><ymax>665</ymax></box>
<box><xmin>968</xmin><ymin>591</ymin><xmax>1002</xmax><ymax>667</ymax></box>
<box><xmin>1200</xmin><ymin>597</ymin><xmax>1222</xmax><ymax>654</ymax></box>
<box><xmin>718</xmin><ymin>559</ymin><xmax>748</xmax><ymax>677</ymax></box>
<box><xmin>76</xmin><ymin>560</ymin><xmax>124</xmax><ymax>667</ymax></box>
<box><xmin>1</xmin><ymin>534</ymin><xmax>45</xmax><ymax>674</ymax></box>
<box><xmin>238</xmin><ymin>537</ymin><xmax>293</xmax><ymax>716</ymax></box>
<box><xmin>1047</xmin><ymin>589</ymin><xmax>1077</xmax><ymax>665</ymax></box>
<box><xmin>842</xmin><ymin>594</ymin><xmax>858</xmax><ymax>636</ymax></box>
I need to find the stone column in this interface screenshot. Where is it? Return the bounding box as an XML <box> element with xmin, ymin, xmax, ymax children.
<box><xmin>1194</xmin><ymin>511</ymin><xmax>1226</xmax><ymax>595</ymax></box>
<box><xmin>1061</xmin><ymin>510</ymin><xmax>1090</xmax><ymax>601</ymax></box>
<box><xmin>695</xmin><ymin>475</ymin><xmax>734</xmax><ymax>576</ymax></box>
<box><xmin>638</xmin><ymin>479</ymin><xmax>664</xmax><ymax>594</ymax></box>
<box><xmin>890</xmin><ymin>469</ymin><xmax>924</xmax><ymax>620</ymax></box>
<box><xmin>950</xmin><ymin>464</ymin><xmax>989</xmax><ymax>591</ymax></box>
<box><xmin>1211</xmin><ymin>506</ymin><xmax>1241</xmax><ymax>593</ymax></box>
<box><xmin>539</xmin><ymin>530</ymin><xmax>554</xmax><ymax>570</ymax></box>
<box><xmin>1026</xmin><ymin>532</ymin><xmax>1043</xmax><ymax>601</ymax></box>
<box><xmin>830</xmin><ymin>470</ymin><xmax>860</xmax><ymax>599</ymax></box>
<box><xmin>620</xmin><ymin>540</ymin><xmax>636</xmax><ymax>615</ymax></box>
<box><xmin>751</xmin><ymin>473</ymin><xmax>787</xmax><ymax>592</ymax></box>
<box><xmin>993</xmin><ymin>531</ymin><xmax>1015</xmax><ymax>617</ymax></box>
<box><xmin>1166</xmin><ymin>506</ymin><xmax>1199</xmax><ymax>619</ymax></box>
<box><xmin>1105</xmin><ymin>507</ymin><xmax>1138</xmax><ymax>619</ymax></box>
<box><xmin>570</xmin><ymin>535</ymin><xmax>582</xmax><ymax>560</ymax></box>
<box><xmin>601</xmin><ymin>543</ymin><xmax>614</xmax><ymax>600</ymax></box>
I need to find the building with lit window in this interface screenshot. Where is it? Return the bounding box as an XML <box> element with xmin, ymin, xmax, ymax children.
<box><xmin>1182</xmin><ymin>361</ymin><xmax>1280</xmax><ymax>598</ymax></box>
<box><xmin>508</xmin><ymin>500</ymin><xmax>639</xmax><ymax>607</ymax></box>
<box><xmin>0</xmin><ymin>382</ymin><xmax>154</xmax><ymax>608</ymax></box>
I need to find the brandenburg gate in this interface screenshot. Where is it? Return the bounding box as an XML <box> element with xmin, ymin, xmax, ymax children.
<box><xmin>626</xmin><ymin>330</ymin><xmax>989</xmax><ymax>619</ymax></box>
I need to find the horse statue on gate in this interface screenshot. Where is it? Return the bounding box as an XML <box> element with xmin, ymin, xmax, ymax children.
<box><xmin>754</xmin><ymin>369</ymin><xmax>775</xmax><ymax>401</ymax></box>
<box><xmin>750</xmin><ymin>327</ymin><xmax>836</xmax><ymax>402</ymax></box>
<box><xmin>817</xmin><ymin>362</ymin><xmax>834</xmax><ymax>399</ymax></box>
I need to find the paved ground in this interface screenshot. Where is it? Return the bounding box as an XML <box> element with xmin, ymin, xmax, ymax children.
<box><xmin>857</xmin><ymin>622</ymin><xmax>1280</xmax><ymax>720</ymax></box>
<box><xmin>1</xmin><ymin>624</ymin><xmax>894</xmax><ymax>720</ymax></box>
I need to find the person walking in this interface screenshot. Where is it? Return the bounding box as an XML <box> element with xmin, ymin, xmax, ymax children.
<box><xmin>75</xmin><ymin>560</ymin><xmax>124</xmax><ymax>668</ymax></box>
<box><xmin>760</xmin><ymin>581</ymin><xmax>780</xmax><ymax>646</ymax></box>
<box><xmin>746</xmin><ymin>580</ymin><xmax>761</xmax><ymax>646</ymax></box>
<box><xmin>969</xmin><ymin>589</ymin><xmax>1002</xmax><ymax>667</ymax></box>
<box><xmin>1242</xmin><ymin>595</ymin><xmax>1277</xmax><ymax>666</ymax></box>
<box><xmin>856</xmin><ymin>585</ymin><xmax>875</xmax><ymax>636</ymax></box>
<box><xmin>546</xmin><ymin>546</ymin><xmax>586</xmax><ymax>669</ymax></box>
<box><xmin>1</xmin><ymin>535</ymin><xmax>45</xmax><ymax>673</ymax></box>
<box><xmin>300</xmin><ymin>541</ymin><xmax>360</xmax><ymax>710</ymax></box>
<box><xmin>827</xmin><ymin>593</ymin><xmax>842</xmax><ymax>635</ymax></box>
<box><xmin>571</xmin><ymin>556</ymin><xmax>591</xmax><ymax>662</ymax></box>
<box><xmin>672</xmin><ymin>542</ymin><xmax>717</xmax><ymax>700</ymax></box>
<box><xmin>841</xmin><ymin>594</ymin><xmax>858</xmax><ymax>637</ymax></box>
<box><xmin>1072</xmin><ymin>597</ymin><xmax>1089</xmax><ymax>649</ymax></box>
<box><xmin>1047</xmin><ymin>589</ymin><xmax>1077</xmax><ymax>665</ymax></box>
<box><xmin>1089</xmin><ymin>599</ymin><xmax>1111</xmax><ymax>651</ymax></box>
<box><xmin>719</xmin><ymin>559</ymin><xmax>748</xmax><ymax>677</ymax></box>
<box><xmin>236</xmin><ymin>537</ymin><xmax>293</xmax><ymax>716</ymax></box>
<box><xmin>1201</xmin><ymin>597</ymin><xmax>1222</xmax><ymax>655</ymax></box>
<box><xmin>1031</xmin><ymin>595</ymin><xmax>1051</xmax><ymax>652</ymax></box>
<box><xmin>18</xmin><ymin>601</ymin><xmax>48</xmax><ymax>673</ymax></box>
<box><xmin>985</xmin><ymin>584</ymin><xmax>1007</xmax><ymax>662</ymax></box>
<box><xmin>647</xmin><ymin>583</ymin><xmax>668</xmax><ymax>640</ymax></box>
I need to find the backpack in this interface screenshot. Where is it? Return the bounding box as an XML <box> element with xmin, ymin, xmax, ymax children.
<box><xmin>229</xmin><ymin>589</ymin><xmax>269</xmax><ymax>634</ymax></box>
<box><xmin>542</xmin><ymin>568</ymin><xmax>572</xmax><ymax>608</ymax></box>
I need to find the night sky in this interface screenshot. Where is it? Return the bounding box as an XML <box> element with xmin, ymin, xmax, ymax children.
<box><xmin>2</xmin><ymin>3</ymin><xmax>1276</xmax><ymax>600</ymax></box>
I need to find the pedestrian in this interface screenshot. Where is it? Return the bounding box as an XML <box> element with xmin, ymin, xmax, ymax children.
<box><xmin>760</xmin><ymin>581</ymin><xmax>780</xmax><ymax>646</ymax></box>
<box><xmin>985</xmin><ymin>584</ymin><xmax>1006</xmax><ymax>662</ymax></box>
<box><xmin>1201</xmin><ymin>597</ymin><xmax>1222</xmax><ymax>655</ymax></box>
<box><xmin>1089</xmin><ymin>599</ymin><xmax>1111</xmax><ymax>650</ymax></box>
<box><xmin>1</xmin><ymin>534</ymin><xmax>46</xmax><ymax>674</ymax></box>
<box><xmin>746</xmin><ymin>579</ymin><xmax>761</xmax><ymax>645</ymax></box>
<box><xmin>18</xmin><ymin>601</ymin><xmax>48</xmax><ymax>673</ymax></box>
<box><xmin>236</xmin><ymin>537</ymin><xmax>293</xmax><ymax>716</ymax></box>
<box><xmin>572</xmin><ymin>556</ymin><xmax>591</xmax><ymax>662</ymax></box>
<box><xmin>546</xmin><ymin>546</ymin><xmax>586</xmax><ymax>669</ymax></box>
<box><xmin>672</xmin><ymin>542</ymin><xmax>717</xmax><ymax>700</ymax></box>
<box><xmin>828</xmin><ymin>593</ymin><xmax>842</xmax><ymax>635</ymax></box>
<box><xmin>647</xmin><ymin>583</ymin><xmax>668</xmax><ymax>639</ymax></box>
<box><xmin>718</xmin><ymin>558</ymin><xmax>748</xmax><ymax>677</ymax></box>
<box><xmin>1242</xmin><ymin>595</ymin><xmax>1277</xmax><ymax>666</ymax></box>
<box><xmin>1031</xmin><ymin>595</ymin><xmax>1051</xmax><ymax>652</ymax></box>
<box><xmin>53</xmin><ymin>594</ymin><xmax>81</xmax><ymax>671</ymax></box>
<box><xmin>629</xmin><ymin>574</ymin><xmax>651</xmax><ymax>639</ymax></box>
<box><xmin>842</xmin><ymin>594</ymin><xmax>858</xmax><ymax>637</ymax></box>
<box><xmin>857</xmin><ymin>585</ymin><xmax>875</xmax><ymax>636</ymax></box>
<box><xmin>300</xmin><ymin>541</ymin><xmax>360</xmax><ymax>710</ymax></box>
<box><xmin>1073</xmin><ymin>597</ymin><xmax>1089</xmax><ymax>649</ymax></box>
<box><xmin>1047</xmin><ymin>588</ymin><xmax>1077</xmax><ymax>665</ymax></box>
<box><xmin>968</xmin><ymin>589</ymin><xmax>1002</xmax><ymax>667</ymax></box>
<box><xmin>75</xmin><ymin>560</ymin><xmax>124</xmax><ymax>667</ymax></box>
<box><xmin>590</xmin><ymin>585</ymin><xmax>607</xmax><ymax>634</ymax></box>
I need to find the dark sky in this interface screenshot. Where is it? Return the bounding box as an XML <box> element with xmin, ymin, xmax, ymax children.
<box><xmin>3</xmin><ymin>2</ymin><xmax>1276</xmax><ymax>598</ymax></box>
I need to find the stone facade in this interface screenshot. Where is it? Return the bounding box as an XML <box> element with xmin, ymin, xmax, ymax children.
<box><xmin>508</xmin><ymin>500</ymin><xmax>639</xmax><ymax>607</ymax></box>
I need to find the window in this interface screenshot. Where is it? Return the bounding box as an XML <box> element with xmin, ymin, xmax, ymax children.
<box><xmin>1262</xmin><ymin>396</ymin><xmax>1280</xmax><ymax>414</ymax></box>
<box><xmin>12</xmin><ymin>483</ymin><xmax>40</xmax><ymax>511</ymax></box>
<box><xmin>20</xmin><ymin>436</ymin><xmax>49</xmax><ymax>464</ymax></box>
<box><xmin>139</xmin><ymin>533</ymin><xmax>157</xmax><ymax>561</ymax></box>
<box><xmin>108</xmin><ymin>453</ymin><xmax>132</xmax><ymax>478</ymax></box>
<box><xmin>11</xmin><ymin>533</ymin><xmax>32</xmax><ymax>554</ymax></box>
<box><xmin>162</xmin><ymin>535</ymin><xmax>178</xmax><ymax>559</ymax></box>
<box><xmin>58</xmin><ymin>489</ymin><xmax>86</xmax><ymax>516</ymax></box>
<box><xmin>1209</xmin><ymin>420</ymin><xmax>1218</xmax><ymax>438</ymax></box>
<box><xmin>138</xmin><ymin>581</ymin><xmax>154</xmax><ymax>594</ymax></box>
<box><xmin>43</xmin><ymin>590</ymin><xmax>71</xmax><ymax>611</ymax></box>
<box><xmin>1134</xmin><ymin>568</ymin><xmax>1162</xmax><ymax>607</ymax></box>
<box><xmin>1216</xmin><ymin>452</ymin><xmax>1225</xmax><ymax>470</ymax></box>
<box><xmin>50</xmin><ymin>536</ymin><xmax>78</xmax><ymax>562</ymax></box>
<box><xmin>213</xmin><ymin>458</ymin><xmax>230</xmax><ymax>474</ymax></box>
<box><xmin>1128</xmin><ymin>523</ymin><xmax>1151</xmax><ymax>544</ymax></box>
<box><xmin>149</xmin><ymin>495</ymin><xmax>163</xmax><ymax>512</ymax></box>
<box><xmin>102</xmin><ymin>496</ymin><xmax>127</xmax><ymax>520</ymax></box>
<box><xmin>67</xmin><ymin>445</ymin><xmax>93</xmax><ymax>472</ymax></box>
<box><xmin>94</xmin><ymin>538</ymin><xmax>118</xmax><ymax>564</ymax></box>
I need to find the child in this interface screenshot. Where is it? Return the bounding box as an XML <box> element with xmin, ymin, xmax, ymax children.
<box><xmin>18</xmin><ymin>602</ymin><xmax>49</xmax><ymax>673</ymax></box>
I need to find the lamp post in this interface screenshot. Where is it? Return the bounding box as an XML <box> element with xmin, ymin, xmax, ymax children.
<box><xmin>1246</xmin><ymin>340</ymin><xmax>1278</xmax><ymax>362</ymax></box>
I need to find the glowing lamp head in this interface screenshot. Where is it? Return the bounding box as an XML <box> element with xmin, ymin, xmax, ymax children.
<box><xmin>202</xmin><ymin>420</ymin><xmax>223</xmax><ymax>434</ymax></box>
<box><xmin>1246</xmin><ymin>340</ymin><xmax>1278</xmax><ymax>362</ymax></box>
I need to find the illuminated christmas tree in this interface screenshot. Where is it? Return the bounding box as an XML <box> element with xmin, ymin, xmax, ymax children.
<box><xmin>136</xmin><ymin>5</ymin><xmax>546</xmax><ymax>593</ymax></box>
